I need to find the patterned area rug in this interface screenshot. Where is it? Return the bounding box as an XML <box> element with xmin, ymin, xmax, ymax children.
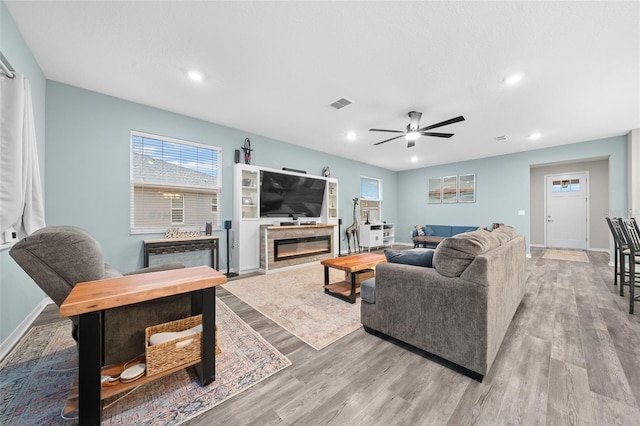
<box><xmin>542</xmin><ymin>249</ymin><xmax>589</xmax><ymax>262</ymax></box>
<box><xmin>223</xmin><ymin>263</ymin><xmax>362</xmax><ymax>350</ymax></box>
<box><xmin>0</xmin><ymin>298</ymin><xmax>290</xmax><ymax>425</ymax></box>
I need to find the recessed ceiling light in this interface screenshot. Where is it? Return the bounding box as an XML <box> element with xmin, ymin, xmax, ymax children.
<box><xmin>529</xmin><ymin>132</ymin><xmax>541</xmax><ymax>140</ymax></box>
<box><xmin>346</xmin><ymin>131</ymin><xmax>357</xmax><ymax>141</ymax></box>
<box><xmin>187</xmin><ymin>70</ymin><xmax>204</xmax><ymax>81</ymax></box>
<box><xmin>411</xmin><ymin>156</ymin><xmax>419</xmax><ymax>163</ymax></box>
<box><xmin>504</xmin><ymin>73</ymin><xmax>524</xmax><ymax>85</ymax></box>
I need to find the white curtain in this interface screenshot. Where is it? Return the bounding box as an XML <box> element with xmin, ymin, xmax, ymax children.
<box><xmin>0</xmin><ymin>73</ymin><xmax>46</xmax><ymax>242</ymax></box>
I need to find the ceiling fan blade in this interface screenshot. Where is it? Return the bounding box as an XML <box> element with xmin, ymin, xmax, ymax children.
<box><xmin>407</xmin><ymin>140</ymin><xmax>416</xmax><ymax>148</ymax></box>
<box><xmin>421</xmin><ymin>132</ymin><xmax>454</xmax><ymax>138</ymax></box>
<box><xmin>418</xmin><ymin>115</ymin><xmax>465</xmax><ymax>132</ymax></box>
<box><xmin>369</xmin><ymin>128</ymin><xmax>405</xmax><ymax>133</ymax></box>
<box><xmin>374</xmin><ymin>135</ymin><xmax>405</xmax><ymax>146</ymax></box>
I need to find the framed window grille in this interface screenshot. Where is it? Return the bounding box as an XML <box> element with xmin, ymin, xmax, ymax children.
<box><xmin>359</xmin><ymin>176</ymin><xmax>383</xmax><ymax>222</ymax></box>
<box><xmin>130</xmin><ymin>131</ymin><xmax>222</xmax><ymax>233</ymax></box>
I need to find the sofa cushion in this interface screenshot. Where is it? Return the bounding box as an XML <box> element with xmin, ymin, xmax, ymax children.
<box><xmin>104</xmin><ymin>263</ymin><xmax>123</xmax><ymax>279</ymax></box>
<box><xmin>432</xmin><ymin>229</ymin><xmax>500</xmax><ymax>277</ymax></box>
<box><xmin>451</xmin><ymin>226</ymin><xmax>479</xmax><ymax>236</ymax></box>
<box><xmin>424</xmin><ymin>226</ymin><xmax>435</xmax><ymax>236</ymax></box>
<box><xmin>490</xmin><ymin>225</ymin><xmax>519</xmax><ymax>244</ymax></box>
<box><xmin>361</xmin><ymin>277</ymin><xmax>376</xmax><ymax>303</ymax></box>
<box><xmin>428</xmin><ymin>225</ymin><xmax>453</xmax><ymax>237</ymax></box>
<box><xmin>384</xmin><ymin>249</ymin><xmax>434</xmax><ymax>267</ymax></box>
<box><xmin>414</xmin><ymin>225</ymin><xmax>426</xmax><ymax>236</ymax></box>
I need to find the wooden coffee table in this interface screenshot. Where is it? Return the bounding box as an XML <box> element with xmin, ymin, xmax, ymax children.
<box><xmin>321</xmin><ymin>253</ymin><xmax>386</xmax><ymax>303</ymax></box>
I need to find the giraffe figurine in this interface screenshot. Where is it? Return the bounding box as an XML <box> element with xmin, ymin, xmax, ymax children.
<box><xmin>345</xmin><ymin>197</ymin><xmax>360</xmax><ymax>254</ymax></box>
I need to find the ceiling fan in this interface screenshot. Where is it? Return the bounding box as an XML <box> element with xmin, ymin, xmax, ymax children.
<box><xmin>370</xmin><ymin>111</ymin><xmax>465</xmax><ymax>148</ymax></box>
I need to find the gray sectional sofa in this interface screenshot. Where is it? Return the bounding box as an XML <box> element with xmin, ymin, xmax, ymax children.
<box><xmin>361</xmin><ymin>226</ymin><xmax>526</xmax><ymax>380</ymax></box>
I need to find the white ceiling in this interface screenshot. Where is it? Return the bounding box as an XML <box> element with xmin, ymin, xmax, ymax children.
<box><xmin>5</xmin><ymin>1</ymin><xmax>639</xmax><ymax>171</ymax></box>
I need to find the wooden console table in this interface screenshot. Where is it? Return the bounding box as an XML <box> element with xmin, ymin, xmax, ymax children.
<box><xmin>59</xmin><ymin>266</ymin><xmax>227</xmax><ymax>425</ymax></box>
<box><xmin>144</xmin><ymin>236</ymin><xmax>220</xmax><ymax>270</ymax></box>
<box><xmin>412</xmin><ymin>236</ymin><xmax>444</xmax><ymax>248</ymax></box>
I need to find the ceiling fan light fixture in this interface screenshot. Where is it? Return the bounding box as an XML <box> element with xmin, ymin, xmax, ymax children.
<box><xmin>406</xmin><ymin>131</ymin><xmax>420</xmax><ymax>141</ymax></box>
<box><xmin>504</xmin><ymin>72</ymin><xmax>524</xmax><ymax>85</ymax></box>
<box><xmin>187</xmin><ymin>70</ymin><xmax>204</xmax><ymax>81</ymax></box>
<box><xmin>371</xmin><ymin>111</ymin><xmax>463</xmax><ymax>147</ymax></box>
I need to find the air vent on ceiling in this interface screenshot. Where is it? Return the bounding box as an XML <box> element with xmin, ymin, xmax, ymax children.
<box><xmin>495</xmin><ymin>135</ymin><xmax>509</xmax><ymax>142</ymax></box>
<box><xmin>330</xmin><ymin>97</ymin><xmax>353</xmax><ymax>109</ymax></box>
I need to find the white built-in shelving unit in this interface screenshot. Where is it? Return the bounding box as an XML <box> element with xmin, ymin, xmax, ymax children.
<box><xmin>233</xmin><ymin>164</ymin><xmax>339</xmax><ymax>274</ymax></box>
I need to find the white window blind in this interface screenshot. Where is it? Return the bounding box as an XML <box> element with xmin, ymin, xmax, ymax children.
<box><xmin>130</xmin><ymin>131</ymin><xmax>222</xmax><ymax>233</ymax></box>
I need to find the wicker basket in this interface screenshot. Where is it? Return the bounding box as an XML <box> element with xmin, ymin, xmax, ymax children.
<box><xmin>145</xmin><ymin>314</ymin><xmax>203</xmax><ymax>377</ymax></box>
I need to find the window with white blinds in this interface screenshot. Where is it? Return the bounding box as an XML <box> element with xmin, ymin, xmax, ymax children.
<box><xmin>130</xmin><ymin>131</ymin><xmax>222</xmax><ymax>233</ymax></box>
<box><xmin>359</xmin><ymin>176</ymin><xmax>383</xmax><ymax>222</ymax></box>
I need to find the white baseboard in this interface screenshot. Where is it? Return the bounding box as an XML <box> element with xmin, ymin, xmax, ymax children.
<box><xmin>0</xmin><ymin>297</ymin><xmax>54</xmax><ymax>362</ymax></box>
<box><xmin>530</xmin><ymin>243</ymin><xmax>609</xmax><ymax>253</ymax></box>
<box><xmin>588</xmin><ymin>247</ymin><xmax>610</xmax><ymax>253</ymax></box>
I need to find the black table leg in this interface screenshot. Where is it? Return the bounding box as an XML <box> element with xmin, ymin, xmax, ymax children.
<box><xmin>323</xmin><ymin>266</ymin><xmax>358</xmax><ymax>304</ymax></box>
<box><xmin>214</xmin><ymin>240</ymin><xmax>219</xmax><ymax>271</ymax></box>
<box><xmin>350</xmin><ymin>271</ymin><xmax>357</xmax><ymax>303</ymax></box>
<box><xmin>77</xmin><ymin>311</ymin><xmax>102</xmax><ymax>425</ymax></box>
<box><xmin>193</xmin><ymin>287</ymin><xmax>216</xmax><ymax>385</ymax></box>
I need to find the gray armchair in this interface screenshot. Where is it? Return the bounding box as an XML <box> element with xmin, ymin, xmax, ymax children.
<box><xmin>9</xmin><ymin>225</ymin><xmax>193</xmax><ymax>365</ymax></box>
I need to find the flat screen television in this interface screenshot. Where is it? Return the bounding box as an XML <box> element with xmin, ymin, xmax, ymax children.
<box><xmin>260</xmin><ymin>170</ymin><xmax>326</xmax><ymax>218</ymax></box>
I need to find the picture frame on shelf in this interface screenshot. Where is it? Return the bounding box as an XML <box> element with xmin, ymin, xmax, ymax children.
<box><xmin>442</xmin><ymin>176</ymin><xmax>458</xmax><ymax>203</ymax></box>
<box><xmin>458</xmin><ymin>173</ymin><xmax>476</xmax><ymax>203</ymax></box>
<box><xmin>428</xmin><ymin>178</ymin><xmax>442</xmax><ymax>204</ymax></box>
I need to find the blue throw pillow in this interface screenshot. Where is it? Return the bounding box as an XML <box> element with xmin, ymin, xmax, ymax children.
<box><xmin>424</xmin><ymin>226</ymin><xmax>435</xmax><ymax>236</ymax></box>
<box><xmin>384</xmin><ymin>249</ymin><xmax>434</xmax><ymax>267</ymax></box>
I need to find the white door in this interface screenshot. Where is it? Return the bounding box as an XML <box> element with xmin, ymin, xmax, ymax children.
<box><xmin>545</xmin><ymin>172</ymin><xmax>588</xmax><ymax>249</ymax></box>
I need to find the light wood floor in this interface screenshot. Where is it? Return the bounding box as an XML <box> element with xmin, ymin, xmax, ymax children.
<box><xmin>32</xmin><ymin>248</ymin><xmax>640</xmax><ymax>425</ymax></box>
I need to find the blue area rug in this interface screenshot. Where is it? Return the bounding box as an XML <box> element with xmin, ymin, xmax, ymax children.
<box><xmin>0</xmin><ymin>298</ymin><xmax>291</xmax><ymax>425</ymax></box>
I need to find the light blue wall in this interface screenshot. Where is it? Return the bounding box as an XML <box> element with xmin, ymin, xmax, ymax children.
<box><xmin>0</xmin><ymin>0</ymin><xmax>629</xmax><ymax>350</ymax></box>
<box><xmin>396</xmin><ymin>136</ymin><xmax>628</xmax><ymax>252</ymax></box>
<box><xmin>0</xmin><ymin>0</ymin><xmax>47</xmax><ymax>342</ymax></box>
<box><xmin>45</xmin><ymin>82</ymin><xmax>399</xmax><ymax>274</ymax></box>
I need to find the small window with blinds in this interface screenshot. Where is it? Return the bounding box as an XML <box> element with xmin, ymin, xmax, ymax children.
<box><xmin>130</xmin><ymin>131</ymin><xmax>222</xmax><ymax>233</ymax></box>
<box><xmin>359</xmin><ymin>176</ymin><xmax>383</xmax><ymax>222</ymax></box>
